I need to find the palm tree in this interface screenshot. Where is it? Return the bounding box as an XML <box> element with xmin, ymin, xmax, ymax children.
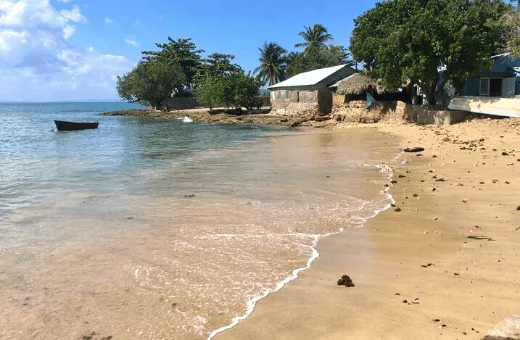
<box><xmin>254</xmin><ymin>42</ymin><xmax>288</xmax><ymax>86</ymax></box>
<box><xmin>295</xmin><ymin>24</ymin><xmax>333</xmax><ymax>54</ymax></box>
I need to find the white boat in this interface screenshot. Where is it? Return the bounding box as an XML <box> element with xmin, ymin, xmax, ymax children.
<box><xmin>448</xmin><ymin>96</ymin><xmax>520</xmax><ymax>118</ymax></box>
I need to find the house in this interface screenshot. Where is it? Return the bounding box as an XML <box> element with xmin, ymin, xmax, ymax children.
<box><xmin>269</xmin><ymin>64</ymin><xmax>356</xmax><ymax>115</ymax></box>
<box><xmin>460</xmin><ymin>53</ymin><xmax>520</xmax><ymax>98</ymax></box>
<box><xmin>448</xmin><ymin>53</ymin><xmax>520</xmax><ymax>117</ymax></box>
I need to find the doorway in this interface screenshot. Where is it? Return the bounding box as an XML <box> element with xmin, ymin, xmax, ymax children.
<box><xmin>489</xmin><ymin>78</ymin><xmax>502</xmax><ymax>97</ymax></box>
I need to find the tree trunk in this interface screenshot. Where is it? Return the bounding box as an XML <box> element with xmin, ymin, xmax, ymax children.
<box><xmin>419</xmin><ymin>83</ymin><xmax>437</xmax><ymax>106</ymax></box>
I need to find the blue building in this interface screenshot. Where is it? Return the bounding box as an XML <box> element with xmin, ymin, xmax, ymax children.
<box><xmin>460</xmin><ymin>53</ymin><xmax>520</xmax><ymax>98</ymax></box>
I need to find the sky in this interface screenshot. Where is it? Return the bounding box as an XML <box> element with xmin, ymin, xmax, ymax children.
<box><xmin>0</xmin><ymin>0</ymin><xmax>378</xmax><ymax>102</ymax></box>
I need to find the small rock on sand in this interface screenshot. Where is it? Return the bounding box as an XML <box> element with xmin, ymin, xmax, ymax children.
<box><xmin>337</xmin><ymin>275</ymin><xmax>355</xmax><ymax>287</ymax></box>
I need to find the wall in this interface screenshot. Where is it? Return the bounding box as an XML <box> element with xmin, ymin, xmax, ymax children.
<box><xmin>270</xmin><ymin>90</ymin><xmax>332</xmax><ymax>115</ymax></box>
<box><xmin>164</xmin><ymin>97</ymin><xmax>199</xmax><ymax>110</ymax></box>
<box><xmin>270</xmin><ymin>90</ymin><xmax>299</xmax><ymax>109</ymax></box>
<box><xmin>318</xmin><ymin>91</ymin><xmax>333</xmax><ymax>114</ymax></box>
<box><xmin>462</xmin><ymin>76</ymin><xmax>480</xmax><ymax>97</ymax></box>
<box><xmin>332</xmin><ymin>100</ymin><xmax>468</xmax><ymax>125</ymax></box>
<box><xmin>333</xmin><ymin>94</ymin><xmax>346</xmax><ymax>107</ymax></box>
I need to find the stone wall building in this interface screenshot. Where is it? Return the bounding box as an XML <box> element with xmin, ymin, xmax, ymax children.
<box><xmin>269</xmin><ymin>64</ymin><xmax>356</xmax><ymax>116</ymax></box>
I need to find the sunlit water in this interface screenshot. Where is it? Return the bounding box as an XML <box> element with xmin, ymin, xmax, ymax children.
<box><xmin>0</xmin><ymin>102</ymin><xmax>400</xmax><ymax>339</ymax></box>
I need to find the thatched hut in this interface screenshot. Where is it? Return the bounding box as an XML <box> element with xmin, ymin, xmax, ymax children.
<box><xmin>331</xmin><ymin>73</ymin><xmax>410</xmax><ymax>103</ymax></box>
<box><xmin>332</xmin><ymin>73</ymin><xmax>379</xmax><ymax>96</ymax></box>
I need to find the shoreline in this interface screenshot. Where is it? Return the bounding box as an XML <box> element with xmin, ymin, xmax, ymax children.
<box><xmin>215</xmin><ymin>119</ymin><xmax>520</xmax><ymax>339</ymax></box>
<box><xmin>100</xmin><ymin>108</ymin><xmax>337</xmax><ymax>128</ymax></box>
<box><xmin>208</xmin><ymin>154</ymin><xmax>400</xmax><ymax>340</ymax></box>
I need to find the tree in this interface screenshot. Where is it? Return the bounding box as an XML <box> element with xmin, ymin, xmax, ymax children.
<box><xmin>350</xmin><ymin>0</ymin><xmax>512</xmax><ymax>105</ymax></box>
<box><xmin>231</xmin><ymin>72</ymin><xmax>263</xmax><ymax>110</ymax></box>
<box><xmin>142</xmin><ymin>37</ymin><xmax>204</xmax><ymax>94</ymax></box>
<box><xmin>201</xmin><ymin>53</ymin><xmax>242</xmax><ymax>77</ymax></box>
<box><xmin>504</xmin><ymin>4</ymin><xmax>520</xmax><ymax>56</ymax></box>
<box><xmin>295</xmin><ymin>24</ymin><xmax>333</xmax><ymax>54</ymax></box>
<box><xmin>286</xmin><ymin>45</ymin><xmax>352</xmax><ymax>77</ymax></box>
<box><xmin>196</xmin><ymin>71</ymin><xmax>261</xmax><ymax>110</ymax></box>
<box><xmin>116</xmin><ymin>60</ymin><xmax>186</xmax><ymax>109</ymax></box>
<box><xmin>195</xmin><ymin>74</ymin><xmax>226</xmax><ymax>110</ymax></box>
<box><xmin>254</xmin><ymin>41</ymin><xmax>288</xmax><ymax>86</ymax></box>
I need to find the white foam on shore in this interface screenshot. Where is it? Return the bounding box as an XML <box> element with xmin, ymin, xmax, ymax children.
<box><xmin>207</xmin><ymin>233</ymin><xmax>321</xmax><ymax>339</ymax></box>
<box><xmin>207</xmin><ymin>155</ymin><xmax>402</xmax><ymax>340</ymax></box>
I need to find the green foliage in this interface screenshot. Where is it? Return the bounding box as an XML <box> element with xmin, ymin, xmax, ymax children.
<box><xmin>116</xmin><ymin>60</ymin><xmax>186</xmax><ymax>109</ymax></box>
<box><xmin>350</xmin><ymin>0</ymin><xmax>512</xmax><ymax>104</ymax></box>
<box><xmin>195</xmin><ymin>74</ymin><xmax>225</xmax><ymax>110</ymax></box>
<box><xmin>295</xmin><ymin>24</ymin><xmax>333</xmax><ymax>54</ymax></box>
<box><xmin>254</xmin><ymin>42</ymin><xmax>288</xmax><ymax>86</ymax></box>
<box><xmin>196</xmin><ymin>71</ymin><xmax>261</xmax><ymax>110</ymax></box>
<box><xmin>504</xmin><ymin>6</ymin><xmax>520</xmax><ymax>57</ymax></box>
<box><xmin>255</xmin><ymin>25</ymin><xmax>353</xmax><ymax>84</ymax></box>
<box><xmin>201</xmin><ymin>53</ymin><xmax>242</xmax><ymax>77</ymax></box>
<box><xmin>142</xmin><ymin>37</ymin><xmax>204</xmax><ymax>92</ymax></box>
<box><xmin>286</xmin><ymin>45</ymin><xmax>352</xmax><ymax>77</ymax></box>
<box><xmin>231</xmin><ymin>72</ymin><xmax>263</xmax><ymax>109</ymax></box>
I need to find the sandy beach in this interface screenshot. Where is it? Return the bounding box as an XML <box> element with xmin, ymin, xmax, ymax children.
<box><xmin>216</xmin><ymin>118</ymin><xmax>520</xmax><ymax>339</ymax></box>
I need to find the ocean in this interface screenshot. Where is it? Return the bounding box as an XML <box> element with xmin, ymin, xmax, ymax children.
<box><xmin>0</xmin><ymin>102</ymin><xmax>399</xmax><ymax>339</ymax></box>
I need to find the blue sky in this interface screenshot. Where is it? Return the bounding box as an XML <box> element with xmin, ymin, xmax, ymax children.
<box><xmin>0</xmin><ymin>0</ymin><xmax>378</xmax><ymax>101</ymax></box>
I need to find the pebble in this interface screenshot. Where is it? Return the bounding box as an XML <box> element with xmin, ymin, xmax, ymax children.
<box><xmin>337</xmin><ymin>275</ymin><xmax>355</xmax><ymax>287</ymax></box>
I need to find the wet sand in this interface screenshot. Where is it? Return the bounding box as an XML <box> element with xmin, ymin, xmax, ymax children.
<box><xmin>216</xmin><ymin>119</ymin><xmax>520</xmax><ymax>339</ymax></box>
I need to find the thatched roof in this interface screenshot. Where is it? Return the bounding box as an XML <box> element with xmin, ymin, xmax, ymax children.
<box><xmin>334</xmin><ymin>73</ymin><xmax>382</xmax><ymax>95</ymax></box>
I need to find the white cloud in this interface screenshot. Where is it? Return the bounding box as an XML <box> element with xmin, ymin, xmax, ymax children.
<box><xmin>104</xmin><ymin>17</ymin><xmax>113</xmax><ymax>24</ymax></box>
<box><xmin>124</xmin><ymin>38</ymin><xmax>138</xmax><ymax>47</ymax></box>
<box><xmin>60</xmin><ymin>5</ymin><xmax>86</xmax><ymax>23</ymax></box>
<box><xmin>0</xmin><ymin>0</ymin><xmax>134</xmax><ymax>101</ymax></box>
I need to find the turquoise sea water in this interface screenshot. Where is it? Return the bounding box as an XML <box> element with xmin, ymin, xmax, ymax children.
<box><xmin>0</xmin><ymin>102</ymin><xmax>277</xmax><ymax>220</ymax></box>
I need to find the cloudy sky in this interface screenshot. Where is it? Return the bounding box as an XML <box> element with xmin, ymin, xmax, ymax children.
<box><xmin>0</xmin><ymin>0</ymin><xmax>376</xmax><ymax>102</ymax></box>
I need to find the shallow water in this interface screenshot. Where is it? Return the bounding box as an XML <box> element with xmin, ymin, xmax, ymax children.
<box><xmin>0</xmin><ymin>103</ymin><xmax>400</xmax><ymax>339</ymax></box>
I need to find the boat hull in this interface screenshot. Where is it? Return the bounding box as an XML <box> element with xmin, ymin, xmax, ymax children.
<box><xmin>54</xmin><ymin>120</ymin><xmax>99</xmax><ymax>131</ymax></box>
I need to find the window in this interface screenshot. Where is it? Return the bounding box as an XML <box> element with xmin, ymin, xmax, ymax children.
<box><xmin>480</xmin><ymin>78</ymin><xmax>490</xmax><ymax>96</ymax></box>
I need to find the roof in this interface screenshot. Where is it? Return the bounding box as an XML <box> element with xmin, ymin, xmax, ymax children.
<box><xmin>491</xmin><ymin>52</ymin><xmax>512</xmax><ymax>59</ymax></box>
<box><xmin>329</xmin><ymin>77</ymin><xmax>348</xmax><ymax>88</ymax></box>
<box><xmin>334</xmin><ymin>73</ymin><xmax>378</xmax><ymax>95</ymax></box>
<box><xmin>269</xmin><ymin>65</ymin><xmax>351</xmax><ymax>89</ymax></box>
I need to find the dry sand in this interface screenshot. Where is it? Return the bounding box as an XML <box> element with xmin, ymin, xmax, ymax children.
<box><xmin>216</xmin><ymin>118</ymin><xmax>520</xmax><ymax>340</ymax></box>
